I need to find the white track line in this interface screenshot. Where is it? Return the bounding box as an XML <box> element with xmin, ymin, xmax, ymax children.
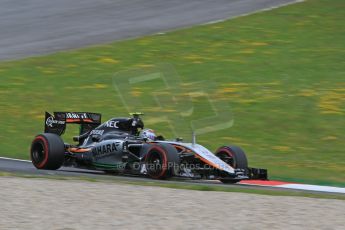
<box><xmin>0</xmin><ymin>157</ymin><xmax>31</xmax><ymax>162</ymax></box>
<box><xmin>202</xmin><ymin>0</ymin><xmax>305</xmax><ymax>25</ymax></box>
<box><xmin>153</xmin><ymin>0</ymin><xmax>304</xmax><ymax>36</ymax></box>
<box><xmin>278</xmin><ymin>184</ymin><xmax>345</xmax><ymax>194</ymax></box>
<box><xmin>239</xmin><ymin>180</ymin><xmax>345</xmax><ymax>194</ymax></box>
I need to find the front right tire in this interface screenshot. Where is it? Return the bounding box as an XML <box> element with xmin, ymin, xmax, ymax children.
<box><xmin>215</xmin><ymin>145</ymin><xmax>248</xmax><ymax>184</ymax></box>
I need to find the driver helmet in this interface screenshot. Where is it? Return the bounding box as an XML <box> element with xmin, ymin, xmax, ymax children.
<box><xmin>140</xmin><ymin>129</ymin><xmax>157</xmax><ymax>141</ymax></box>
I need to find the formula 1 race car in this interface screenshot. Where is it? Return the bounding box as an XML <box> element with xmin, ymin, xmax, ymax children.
<box><xmin>30</xmin><ymin>112</ymin><xmax>267</xmax><ymax>183</ymax></box>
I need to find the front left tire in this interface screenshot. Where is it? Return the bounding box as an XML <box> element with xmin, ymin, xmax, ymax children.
<box><xmin>143</xmin><ymin>143</ymin><xmax>179</xmax><ymax>179</ymax></box>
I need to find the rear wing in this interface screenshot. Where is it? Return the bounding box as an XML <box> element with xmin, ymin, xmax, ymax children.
<box><xmin>44</xmin><ymin>112</ymin><xmax>102</xmax><ymax>136</ymax></box>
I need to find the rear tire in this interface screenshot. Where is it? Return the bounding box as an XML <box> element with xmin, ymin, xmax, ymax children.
<box><xmin>143</xmin><ymin>143</ymin><xmax>179</xmax><ymax>179</ymax></box>
<box><xmin>215</xmin><ymin>145</ymin><xmax>248</xmax><ymax>184</ymax></box>
<box><xmin>30</xmin><ymin>133</ymin><xmax>65</xmax><ymax>170</ymax></box>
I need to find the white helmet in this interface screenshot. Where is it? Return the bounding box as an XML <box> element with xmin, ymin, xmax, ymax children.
<box><xmin>140</xmin><ymin>129</ymin><xmax>156</xmax><ymax>141</ymax></box>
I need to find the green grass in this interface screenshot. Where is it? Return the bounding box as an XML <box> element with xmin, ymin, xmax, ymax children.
<box><xmin>0</xmin><ymin>0</ymin><xmax>344</xmax><ymax>186</ymax></box>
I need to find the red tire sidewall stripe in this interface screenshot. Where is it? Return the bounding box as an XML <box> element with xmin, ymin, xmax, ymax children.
<box><xmin>146</xmin><ymin>146</ymin><xmax>168</xmax><ymax>179</ymax></box>
<box><xmin>31</xmin><ymin>136</ymin><xmax>49</xmax><ymax>168</ymax></box>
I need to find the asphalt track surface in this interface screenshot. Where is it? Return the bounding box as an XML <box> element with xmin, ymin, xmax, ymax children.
<box><xmin>1</xmin><ymin>157</ymin><xmax>344</xmax><ymax>196</ymax></box>
<box><xmin>0</xmin><ymin>0</ymin><xmax>299</xmax><ymax>61</ymax></box>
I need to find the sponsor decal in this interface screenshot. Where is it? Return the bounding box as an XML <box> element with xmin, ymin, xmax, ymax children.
<box><xmin>46</xmin><ymin>116</ymin><xmax>65</xmax><ymax>127</ymax></box>
<box><xmin>90</xmin><ymin>130</ymin><xmax>104</xmax><ymax>135</ymax></box>
<box><xmin>92</xmin><ymin>142</ymin><xmax>120</xmax><ymax>159</ymax></box>
<box><xmin>106</xmin><ymin>121</ymin><xmax>119</xmax><ymax>128</ymax></box>
<box><xmin>66</xmin><ymin>112</ymin><xmax>88</xmax><ymax>119</ymax></box>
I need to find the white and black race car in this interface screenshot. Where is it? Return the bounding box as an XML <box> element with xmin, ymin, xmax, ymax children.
<box><xmin>30</xmin><ymin>112</ymin><xmax>267</xmax><ymax>183</ymax></box>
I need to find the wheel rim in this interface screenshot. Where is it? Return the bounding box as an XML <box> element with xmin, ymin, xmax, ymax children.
<box><xmin>31</xmin><ymin>142</ymin><xmax>45</xmax><ymax>164</ymax></box>
<box><xmin>217</xmin><ymin>149</ymin><xmax>235</xmax><ymax>168</ymax></box>
<box><xmin>31</xmin><ymin>136</ymin><xmax>48</xmax><ymax>168</ymax></box>
<box><xmin>145</xmin><ymin>147</ymin><xmax>167</xmax><ymax>178</ymax></box>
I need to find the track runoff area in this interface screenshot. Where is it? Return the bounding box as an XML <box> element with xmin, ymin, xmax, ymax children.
<box><xmin>0</xmin><ymin>157</ymin><xmax>344</xmax><ymax>195</ymax></box>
